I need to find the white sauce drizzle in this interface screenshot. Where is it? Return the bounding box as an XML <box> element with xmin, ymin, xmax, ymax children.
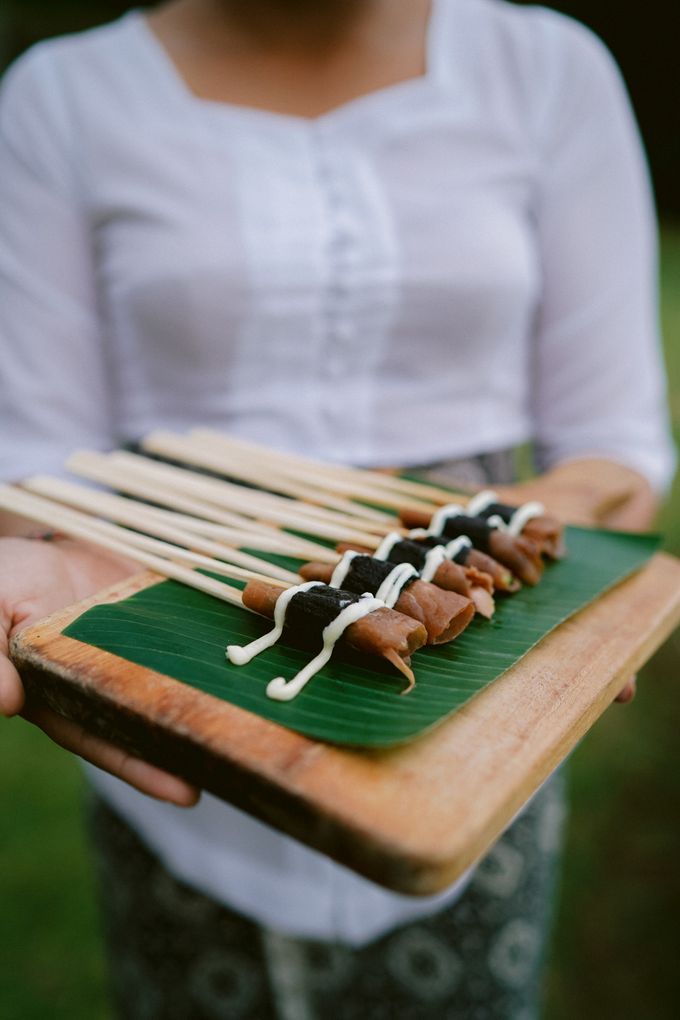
<box><xmin>486</xmin><ymin>502</ymin><xmax>546</xmax><ymax>536</ymax></box>
<box><xmin>266</xmin><ymin>595</ymin><xmax>385</xmax><ymax>702</ymax></box>
<box><xmin>421</xmin><ymin>545</ymin><xmax>447</xmax><ymax>582</ymax></box>
<box><xmin>444</xmin><ymin>536</ymin><xmax>473</xmax><ymax>562</ymax></box>
<box><xmin>427</xmin><ymin>503</ymin><xmax>466</xmax><ymax>537</ymax></box>
<box><xmin>329</xmin><ymin>550</ymin><xmax>359</xmax><ymax>590</ymax></box>
<box><xmin>226</xmin><ymin>581</ymin><xmax>323</xmax><ymax>666</ymax></box>
<box><xmin>227</xmin><ymin>581</ymin><xmax>388</xmax><ymax>703</ymax></box>
<box><xmin>465</xmin><ymin>490</ymin><xmax>498</xmax><ymax>517</ymax></box>
<box><xmin>374</xmin><ymin>531</ymin><xmax>404</xmax><ymax>560</ymax></box>
<box><xmin>375</xmin><ymin>562</ymin><xmax>418</xmax><ymax>607</ymax></box>
<box><xmin>375</xmin><ymin>529</ymin><xmax>445</xmax><ymax>583</ymax></box>
<box><xmin>506</xmin><ymin>501</ymin><xmax>545</xmax><ymax>536</ymax></box>
<box><xmin>405</xmin><ymin>530</ymin><xmax>473</xmax><ymax>574</ymax></box>
<box><xmin>436</xmin><ymin>493</ymin><xmax>546</xmax><ymax>542</ymax></box>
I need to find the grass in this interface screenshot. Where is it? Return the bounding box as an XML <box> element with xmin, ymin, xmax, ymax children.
<box><xmin>543</xmin><ymin>224</ymin><xmax>680</xmax><ymax>1020</ymax></box>
<box><xmin>1</xmin><ymin>225</ymin><xmax>679</xmax><ymax>1019</ymax></box>
<box><xmin>0</xmin><ymin>724</ymin><xmax>109</xmax><ymax>1020</ymax></box>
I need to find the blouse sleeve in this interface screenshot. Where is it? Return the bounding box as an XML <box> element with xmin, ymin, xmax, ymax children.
<box><xmin>530</xmin><ymin>15</ymin><xmax>675</xmax><ymax>493</ymax></box>
<box><xmin>0</xmin><ymin>47</ymin><xmax>113</xmax><ymax>483</ymax></box>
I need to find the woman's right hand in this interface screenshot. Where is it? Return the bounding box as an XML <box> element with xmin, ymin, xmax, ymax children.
<box><xmin>0</xmin><ymin>536</ymin><xmax>200</xmax><ymax>807</ymax></box>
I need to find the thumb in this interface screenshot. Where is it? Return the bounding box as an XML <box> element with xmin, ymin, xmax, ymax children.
<box><xmin>0</xmin><ymin>614</ymin><xmax>25</xmax><ymax>717</ymax></box>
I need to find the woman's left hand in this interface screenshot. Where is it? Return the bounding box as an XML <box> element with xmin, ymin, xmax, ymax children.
<box><xmin>495</xmin><ymin>458</ymin><xmax>654</xmax><ymax>709</ymax></box>
<box><xmin>494</xmin><ymin>457</ymin><xmax>659</xmax><ymax>531</ymax></box>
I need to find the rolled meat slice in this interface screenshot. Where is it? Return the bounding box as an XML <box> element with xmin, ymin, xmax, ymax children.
<box><xmin>240</xmin><ymin>579</ymin><xmax>427</xmax><ymax>693</ymax></box>
<box><xmin>336</xmin><ymin>539</ymin><xmax>507</xmax><ymax>607</ymax></box>
<box><xmin>463</xmin><ymin>549</ymin><xmax>520</xmax><ymax>595</ymax></box>
<box><xmin>521</xmin><ymin>517</ymin><xmax>565</xmax><ymax>559</ymax></box>
<box><xmin>400</xmin><ymin>508</ymin><xmax>543</xmax><ymax>586</ymax></box>
<box><xmin>405</xmin><ymin>534</ymin><xmax>519</xmax><ymax>596</ymax></box>
<box><xmin>465</xmin><ymin>491</ymin><xmax>566</xmax><ymax>560</ymax></box>
<box><xmin>299</xmin><ymin>558</ymin><xmax>476</xmax><ymax>644</ymax></box>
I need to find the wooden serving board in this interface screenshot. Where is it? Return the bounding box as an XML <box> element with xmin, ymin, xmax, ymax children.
<box><xmin>11</xmin><ymin>552</ymin><xmax>680</xmax><ymax>895</ymax></box>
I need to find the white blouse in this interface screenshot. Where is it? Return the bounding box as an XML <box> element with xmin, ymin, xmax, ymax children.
<box><xmin>0</xmin><ymin>0</ymin><xmax>674</xmax><ymax>942</ymax></box>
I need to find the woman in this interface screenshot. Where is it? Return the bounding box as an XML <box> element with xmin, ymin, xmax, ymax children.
<box><xmin>0</xmin><ymin>0</ymin><xmax>674</xmax><ymax>1016</ymax></box>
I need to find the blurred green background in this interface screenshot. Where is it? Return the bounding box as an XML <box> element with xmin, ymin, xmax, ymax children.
<box><xmin>1</xmin><ymin>3</ymin><xmax>679</xmax><ymax>1019</ymax></box>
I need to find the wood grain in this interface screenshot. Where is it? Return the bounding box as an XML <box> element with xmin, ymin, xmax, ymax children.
<box><xmin>11</xmin><ymin>552</ymin><xmax>680</xmax><ymax>895</ymax></box>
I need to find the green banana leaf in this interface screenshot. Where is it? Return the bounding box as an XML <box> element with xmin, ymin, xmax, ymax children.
<box><xmin>63</xmin><ymin>527</ymin><xmax>659</xmax><ymax>747</ymax></box>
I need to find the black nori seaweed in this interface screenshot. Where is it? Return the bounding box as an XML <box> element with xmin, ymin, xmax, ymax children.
<box><xmin>475</xmin><ymin>501</ymin><xmax>517</xmax><ymax>524</ymax></box>
<box><xmin>438</xmin><ymin>514</ymin><xmax>494</xmax><ymax>553</ymax></box>
<box><xmin>385</xmin><ymin>540</ymin><xmax>429</xmax><ymax>571</ymax></box>
<box><xmin>451</xmin><ymin>543</ymin><xmax>471</xmax><ymax>565</ymax></box>
<box><xmin>411</xmin><ymin>535</ymin><xmax>441</xmax><ymax>551</ymax></box>
<box><xmin>342</xmin><ymin>555</ymin><xmax>415</xmax><ymax>597</ymax></box>
<box><xmin>285</xmin><ymin>586</ymin><xmax>361</xmax><ymax>646</ymax></box>
<box><xmin>409</xmin><ymin>534</ymin><xmax>471</xmax><ymax>564</ymax></box>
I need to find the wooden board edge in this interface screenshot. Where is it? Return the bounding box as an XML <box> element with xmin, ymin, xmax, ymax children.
<box><xmin>8</xmin><ymin>573</ymin><xmax>435</xmax><ymax>890</ymax></box>
<box><xmin>384</xmin><ymin>552</ymin><xmax>680</xmax><ymax>891</ymax></box>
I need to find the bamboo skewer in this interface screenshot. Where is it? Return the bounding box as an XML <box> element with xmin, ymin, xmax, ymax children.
<box><xmin>0</xmin><ymin>484</ymin><xmax>412</xmax><ymax>689</ymax></box>
<box><xmin>145</xmin><ymin>430</ymin><xmax>438</xmax><ymax>515</ymax></box>
<box><xmin>68</xmin><ymin>451</ymin><xmax>389</xmax><ymax>548</ymax></box>
<box><xmin>142</xmin><ymin>432</ymin><xmax>396</xmax><ymax>524</ymax></box>
<box><xmin>67</xmin><ymin>451</ymin><xmax>354</xmax><ymax>546</ymax></box>
<box><xmin>192</xmin><ymin>436</ymin><xmax>438</xmax><ymax>514</ymax></box>
<box><xmin>190</xmin><ymin>428</ymin><xmax>472</xmax><ymax>506</ymax></box>
<box><xmin>63</xmin><ymin>456</ymin><xmax>338</xmax><ymax>558</ymax></box>
<box><xmin>29</xmin><ymin>471</ymin><xmax>381</xmax><ymax>563</ymax></box>
<box><xmin>0</xmin><ymin>485</ymin><xmax>250</xmax><ymax>608</ymax></box>
<box><xmin>24</xmin><ymin>476</ymin><xmax>337</xmax><ymax>573</ymax></box>
<box><xmin>68</xmin><ymin>514</ymin><xmax>292</xmax><ymax>585</ymax></box>
<box><xmin>110</xmin><ymin>450</ymin><xmax>394</xmax><ymax>535</ymax></box>
<box><xmin>0</xmin><ymin>484</ymin><xmax>290</xmax><ymax>587</ymax></box>
<box><xmin>133</xmin><ymin>506</ymin><xmax>339</xmax><ymax>562</ymax></box>
<box><xmin>60</xmin><ymin>458</ymin><xmax>338</xmax><ymax>561</ymax></box>
<box><xmin>67</xmin><ymin>451</ymin><xmax>283</xmax><ymax>537</ymax></box>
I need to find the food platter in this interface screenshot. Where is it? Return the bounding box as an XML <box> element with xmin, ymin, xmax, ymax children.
<box><xmin>10</xmin><ymin>537</ymin><xmax>680</xmax><ymax>893</ymax></box>
<box><xmin>6</xmin><ymin>433</ymin><xmax>680</xmax><ymax>891</ymax></box>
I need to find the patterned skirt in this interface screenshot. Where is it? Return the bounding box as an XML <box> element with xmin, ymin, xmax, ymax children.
<box><xmin>87</xmin><ymin>451</ymin><xmax>566</xmax><ymax>1019</ymax></box>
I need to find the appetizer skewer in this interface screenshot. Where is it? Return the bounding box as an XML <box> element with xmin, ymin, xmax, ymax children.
<box><xmin>344</xmin><ymin>533</ymin><xmax>520</xmax><ymax>596</ymax></box>
<box><xmin>400</xmin><ymin>504</ymin><xmax>545</xmax><ymax>586</ymax></box>
<box><xmin>24</xmin><ymin>475</ymin><xmax>340</xmax><ymax>564</ymax></box>
<box><xmin>65</xmin><ymin>450</ymin><xmax>520</xmax><ymax>598</ymax></box>
<box><xmin>464</xmin><ymin>490</ymin><xmax>566</xmax><ymax>559</ymax></box>
<box><xmin>234</xmin><ymin>580</ymin><xmax>426</xmax><ymax>698</ymax></box>
<box><xmin>299</xmin><ymin>550</ymin><xmax>476</xmax><ymax>643</ymax></box>
<box><xmin>67</xmin><ymin>451</ymin><xmax>389</xmax><ymax>546</ymax></box>
<box><xmin>21</xmin><ymin>475</ymin><xmax>483</xmax><ymax>636</ymax></box>
<box><xmin>334</xmin><ymin>535</ymin><xmax>500</xmax><ymax>617</ymax></box>
<box><xmin>67</xmin><ymin>449</ymin><xmax>540</xmax><ymax>592</ymax></box>
<box><xmin>22</xmin><ymin>474</ymin><xmax>505</xmax><ymax>611</ymax></box>
<box><xmin>0</xmin><ymin>484</ymin><xmax>426</xmax><ymax>700</ymax></box>
<box><xmin>3</xmin><ymin>440</ymin><xmax>567</xmax><ymax>705</ymax></box>
<box><xmin>136</xmin><ymin>432</ymin><xmax>564</xmax><ymax>579</ymax></box>
<box><xmin>143</xmin><ymin>430</ymin><xmax>561</xmax><ymax>559</ymax></box>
